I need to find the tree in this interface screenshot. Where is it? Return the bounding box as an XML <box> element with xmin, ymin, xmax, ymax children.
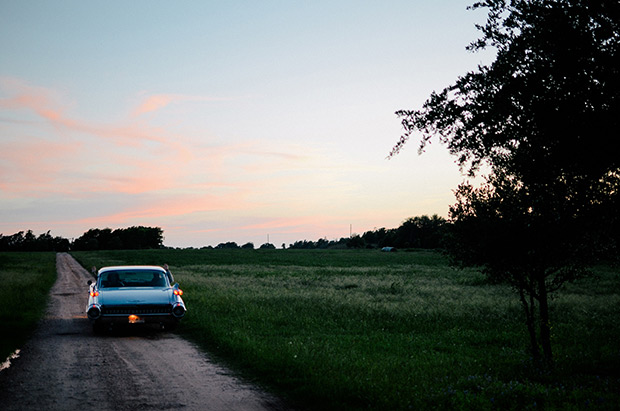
<box><xmin>394</xmin><ymin>215</ymin><xmax>447</xmax><ymax>249</ymax></box>
<box><xmin>72</xmin><ymin>226</ymin><xmax>164</xmax><ymax>250</ymax></box>
<box><xmin>216</xmin><ymin>242</ymin><xmax>239</xmax><ymax>249</ymax></box>
<box><xmin>0</xmin><ymin>230</ymin><xmax>71</xmax><ymax>251</ymax></box>
<box><xmin>117</xmin><ymin>226</ymin><xmax>164</xmax><ymax>249</ymax></box>
<box><xmin>346</xmin><ymin>235</ymin><xmax>365</xmax><ymax>249</ymax></box>
<box><xmin>391</xmin><ymin>0</ymin><xmax>620</xmax><ymax>365</ymax></box>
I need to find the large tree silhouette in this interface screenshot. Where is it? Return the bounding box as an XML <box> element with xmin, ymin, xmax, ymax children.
<box><xmin>391</xmin><ymin>0</ymin><xmax>619</xmax><ymax>364</ymax></box>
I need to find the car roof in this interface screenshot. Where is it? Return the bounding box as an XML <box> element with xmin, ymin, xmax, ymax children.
<box><xmin>98</xmin><ymin>265</ymin><xmax>166</xmax><ymax>274</ymax></box>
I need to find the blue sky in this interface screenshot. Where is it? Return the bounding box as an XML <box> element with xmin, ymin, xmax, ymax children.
<box><xmin>0</xmin><ymin>1</ymin><xmax>492</xmax><ymax>247</ymax></box>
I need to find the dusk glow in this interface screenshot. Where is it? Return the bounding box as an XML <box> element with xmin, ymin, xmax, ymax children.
<box><xmin>1</xmin><ymin>1</ymin><xmax>491</xmax><ymax>247</ymax></box>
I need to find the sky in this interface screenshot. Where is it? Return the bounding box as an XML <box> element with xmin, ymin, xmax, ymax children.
<box><xmin>0</xmin><ymin>0</ymin><xmax>493</xmax><ymax>248</ymax></box>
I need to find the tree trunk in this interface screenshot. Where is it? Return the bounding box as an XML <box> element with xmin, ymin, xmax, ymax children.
<box><xmin>518</xmin><ymin>286</ymin><xmax>540</xmax><ymax>361</ymax></box>
<box><xmin>537</xmin><ymin>276</ymin><xmax>553</xmax><ymax>366</ymax></box>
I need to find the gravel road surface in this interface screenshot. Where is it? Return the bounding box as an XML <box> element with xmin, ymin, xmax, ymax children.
<box><xmin>0</xmin><ymin>253</ymin><xmax>286</xmax><ymax>410</ymax></box>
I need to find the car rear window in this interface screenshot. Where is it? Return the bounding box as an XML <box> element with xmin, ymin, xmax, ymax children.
<box><xmin>99</xmin><ymin>270</ymin><xmax>167</xmax><ymax>288</ymax></box>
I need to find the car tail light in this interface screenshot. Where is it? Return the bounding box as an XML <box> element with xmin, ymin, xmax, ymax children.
<box><xmin>90</xmin><ymin>290</ymin><xmax>99</xmax><ymax>297</ymax></box>
<box><xmin>173</xmin><ymin>289</ymin><xmax>183</xmax><ymax>296</ymax></box>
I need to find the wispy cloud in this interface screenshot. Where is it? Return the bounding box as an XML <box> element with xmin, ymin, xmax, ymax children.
<box><xmin>68</xmin><ymin>193</ymin><xmax>252</xmax><ymax>227</ymax></box>
<box><xmin>0</xmin><ymin>78</ymin><xmax>200</xmax><ymax>195</ymax></box>
<box><xmin>0</xmin><ymin>78</ymin><xmax>340</xmax><ymax>240</ymax></box>
<box><xmin>131</xmin><ymin>93</ymin><xmax>241</xmax><ymax>117</ymax></box>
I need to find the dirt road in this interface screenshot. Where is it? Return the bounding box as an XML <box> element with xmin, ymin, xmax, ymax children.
<box><xmin>0</xmin><ymin>253</ymin><xmax>286</xmax><ymax>410</ymax></box>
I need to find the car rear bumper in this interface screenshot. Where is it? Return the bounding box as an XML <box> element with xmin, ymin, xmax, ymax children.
<box><xmin>87</xmin><ymin>302</ymin><xmax>186</xmax><ymax>324</ymax></box>
<box><xmin>95</xmin><ymin>313</ymin><xmax>179</xmax><ymax>325</ymax></box>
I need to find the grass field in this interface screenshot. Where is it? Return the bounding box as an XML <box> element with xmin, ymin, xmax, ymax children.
<box><xmin>0</xmin><ymin>252</ymin><xmax>57</xmax><ymax>364</ymax></box>
<box><xmin>72</xmin><ymin>249</ymin><xmax>620</xmax><ymax>409</ymax></box>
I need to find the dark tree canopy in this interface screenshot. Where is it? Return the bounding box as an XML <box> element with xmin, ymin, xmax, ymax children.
<box><xmin>391</xmin><ymin>0</ymin><xmax>620</xmax><ymax>364</ymax></box>
<box><xmin>0</xmin><ymin>230</ymin><xmax>70</xmax><ymax>252</ymax></box>
<box><xmin>72</xmin><ymin>226</ymin><xmax>164</xmax><ymax>251</ymax></box>
<box><xmin>392</xmin><ymin>0</ymin><xmax>619</xmax><ymax>181</ymax></box>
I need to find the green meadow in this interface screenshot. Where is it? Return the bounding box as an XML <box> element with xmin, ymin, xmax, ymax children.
<box><xmin>0</xmin><ymin>252</ymin><xmax>57</xmax><ymax>363</ymax></box>
<box><xmin>35</xmin><ymin>250</ymin><xmax>620</xmax><ymax>408</ymax></box>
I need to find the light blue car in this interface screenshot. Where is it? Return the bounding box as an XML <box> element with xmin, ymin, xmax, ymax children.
<box><xmin>86</xmin><ymin>265</ymin><xmax>186</xmax><ymax>333</ymax></box>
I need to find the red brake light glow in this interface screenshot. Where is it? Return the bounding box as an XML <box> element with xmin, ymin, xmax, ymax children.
<box><xmin>173</xmin><ymin>289</ymin><xmax>183</xmax><ymax>296</ymax></box>
<box><xmin>90</xmin><ymin>290</ymin><xmax>99</xmax><ymax>297</ymax></box>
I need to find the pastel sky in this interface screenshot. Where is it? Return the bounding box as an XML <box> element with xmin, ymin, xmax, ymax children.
<box><xmin>1</xmin><ymin>1</ymin><xmax>492</xmax><ymax>248</ymax></box>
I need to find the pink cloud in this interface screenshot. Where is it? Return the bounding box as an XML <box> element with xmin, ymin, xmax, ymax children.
<box><xmin>0</xmin><ymin>79</ymin><xmax>207</xmax><ymax>196</ymax></box>
<box><xmin>1</xmin><ymin>80</ymin><xmax>310</xmax><ymax>197</ymax></box>
<box><xmin>0</xmin><ymin>133</ymin><xmax>185</xmax><ymax>197</ymax></box>
<box><xmin>131</xmin><ymin>93</ymin><xmax>238</xmax><ymax>117</ymax></box>
<box><xmin>0</xmin><ymin>136</ymin><xmax>82</xmax><ymax>196</ymax></box>
<box><xmin>133</xmin><ymin>95</ymin><xmax>174</xmax><ymax>116</ymax></box>
<box><xmin>0</xmin><ymin>78</ymin><xmax>179</xmax><ymax>148</ymax></box>
<box><xmin>64</xmin><ymin>190</ymin><xmax>255</xmax><ymax>229</ymax></box>
<box><xmin>1</xmin><ymin>78</ymin><xmax>348</xmax><ymax>246</ymax></box>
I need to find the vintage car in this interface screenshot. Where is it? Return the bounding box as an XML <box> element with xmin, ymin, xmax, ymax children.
<box><xmin>86</xmin><ymin>265</ymin><xmax>186</xmax><ymax>333</ymax></box>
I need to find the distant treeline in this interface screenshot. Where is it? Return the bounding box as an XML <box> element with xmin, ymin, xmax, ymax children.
<box><xmin>0</xmin><ymin>230</ymin><xmax>71</xmax><ymax>252</ymax></box>
<box><xmin>0</xmin><ymin>226</ymin><xmax>163</xmax><ymax>252</ymax></box>
<box><xmin>202</xmin><ymin>215</ymin><xmax>448</xmax><ymax>250</ymax></box>
<box><xmin>287</xmin><ymin>215</ymin><xmax>446</xmax><ymax>250</ymax></box>
<box><xmin>356</xmin><ymin>215</ymin><xmax>447</xmax><ymax>250</ymax></box>
<box><xmin>1</xmin><ymin>216</ymin><xmax>448</xmax><ymax>252</ymax></box>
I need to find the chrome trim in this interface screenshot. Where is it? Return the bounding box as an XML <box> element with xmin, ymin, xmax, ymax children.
<box><xmin>171</xmin><ymin>304</ymin><xmax>186</xmax><ymax>318</ymax></box>
<box><xmin>87</xmin><ymin>305</ymin><xmax>101</xmax><ymax>320</ymax></box>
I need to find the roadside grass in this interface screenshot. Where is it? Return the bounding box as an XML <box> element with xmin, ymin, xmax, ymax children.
<box><xmin>0</xmin><ymin>252</ymin><xmax>57</xmax><ymax>364</ymax></box>
<box><xmin>72</xmin><ymin>249</ymin><xmax>620</xmax><ymax>410</ymax></box>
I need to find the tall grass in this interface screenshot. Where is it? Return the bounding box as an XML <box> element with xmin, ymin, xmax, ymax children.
<box><xmin>72</xmin><ymin>249</ymin><xmax>620</xmax><ymax>410</ymax></box>
<box><xmin>0</xmin><ymin>252</ymin><xmax>57</xmax><ymax>363</ymax></box>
